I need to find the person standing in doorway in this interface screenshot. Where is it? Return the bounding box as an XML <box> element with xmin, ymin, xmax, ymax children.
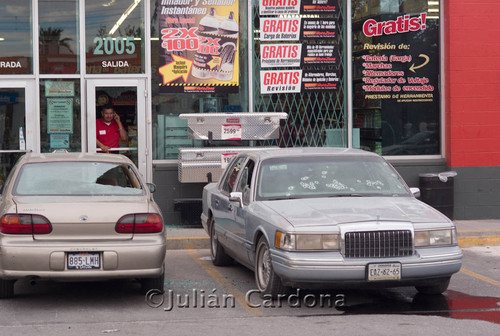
<box><xmin>96</xmin><ymin>104</ymin><xmax>128</xmax><ymax>153</ymax></box>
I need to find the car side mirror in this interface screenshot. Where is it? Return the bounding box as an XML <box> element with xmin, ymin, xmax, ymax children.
<box><xmin>147</xmin><ymin>183</ymin><xmax>157</xmax><ymax>193</ymax></box>
<box><xmin>410</xmin><ymin>187</ymin><xmax>420</xmax><ymax>198</ymax></box>
<box><xmin>229</xmin><ymin>192</ymin><xmax>243</xmax><ymax>207</ymax></box>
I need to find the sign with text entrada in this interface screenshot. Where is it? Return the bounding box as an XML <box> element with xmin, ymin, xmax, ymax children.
<box><xmin>158</xmin><ymin>0</ymin><xmax>239</xmax><ymax>94</ymax></box>
<box><xmin>258</xmin><ymin>0</ymin><xmax>339</xmax><ymax>94</ymax></box>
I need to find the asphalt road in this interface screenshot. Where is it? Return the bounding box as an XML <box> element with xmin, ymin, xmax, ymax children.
<box><xmin>0</xmin><ymin>246</ymin><xmax>498</xmax><ymax>336</ymax></box>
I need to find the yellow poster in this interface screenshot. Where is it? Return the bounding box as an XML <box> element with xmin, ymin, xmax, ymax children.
<box><xmin>158</xmin><ymin>0</ymin><xmax>239</xmax><ymax>93</ymax></box>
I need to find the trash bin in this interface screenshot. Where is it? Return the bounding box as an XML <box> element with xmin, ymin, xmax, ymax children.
<box><xmin>419</xmin><ymin>171</ymin><xmax>457</xmax><ymax>219</ymax></box>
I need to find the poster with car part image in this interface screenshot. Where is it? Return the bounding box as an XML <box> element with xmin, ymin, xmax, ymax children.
<box><xmin>158</xmin><ymin>0</ymin><xmax>239</xmax><ymax>94</ymax></box>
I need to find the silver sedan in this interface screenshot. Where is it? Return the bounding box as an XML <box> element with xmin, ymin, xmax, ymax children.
<box><xmin>0</xmin><ymin>152</ymin><xmax>166</xmax><ymax>298</ymax></box>
<box><xmin>201</xmin><ymin>148</ymin><xmax>462</xmax><ymax>297</ymax></box>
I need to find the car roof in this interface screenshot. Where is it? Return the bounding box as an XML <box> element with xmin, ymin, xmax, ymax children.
<box><xmin>246</xmin><ymin>147</ymin><xmax>379</xmax><ymax>160</ymax></box>
<box><xmin>17</xmin><ymin>152</ymin><xmax>134</xmax><ymax>165</ymax></box>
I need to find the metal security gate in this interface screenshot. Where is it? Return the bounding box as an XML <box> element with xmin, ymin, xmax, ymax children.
<box><xmin>251</xmin><ymin>0</ymin><xmax>347</xmax><ymax>148</ymax></box>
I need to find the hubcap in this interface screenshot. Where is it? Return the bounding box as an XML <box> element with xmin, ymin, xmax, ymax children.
<box><xmin>258</xmin><ymin>243</ymin><xmax>271</xmax><ymax>289</ymax></box>
<box><xmin>211</xmin><ymin>224</ymin><xmax>217</xmax><ymax>257</ymax></box>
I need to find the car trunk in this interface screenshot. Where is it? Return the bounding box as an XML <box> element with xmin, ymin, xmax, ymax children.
<box><xmin>13</xmin><ymin>195</ymin><xmax>150</xmax><ymax>241</ymax></box>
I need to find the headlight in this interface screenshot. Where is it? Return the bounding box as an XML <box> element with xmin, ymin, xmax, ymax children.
<box><xmin>275</xmin><ymin>232</ymin><xmax>340</xmax><ymax>251</ymax></box>
<box><xmin>415</xmin><ymin>228</ymin><xmax>457</xmax><ymax>247</ymax></box>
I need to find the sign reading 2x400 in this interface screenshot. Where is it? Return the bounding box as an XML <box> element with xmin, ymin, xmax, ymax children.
<box><xmin>93</xmin><ymin>36</ymin><xmax>136</xmax><ymax>55</ymax></box>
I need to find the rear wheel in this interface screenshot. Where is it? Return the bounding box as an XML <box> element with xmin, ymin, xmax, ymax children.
<box><xmin>255</xmin><ymin>237</ymin><xmax>287</xmax><ymax>298</ymax></box>
<box><xmin>209</xmin><ymin>217</ymin><xmax>232</xmax><ymax>266</ymax></box>
<box><xmin>0</xmin><ymin>279</ymin><xmax>15</xmax><ymax>299</ymax></box>
<box><xmin>415</xmin><ymin>277</ymin><xmax>450</xmax><ymax>295</ymax></box>
<box><xmin>140</xmin><ymin>269</ymin><xmax>165</xmax><ymax>294</ymax></box>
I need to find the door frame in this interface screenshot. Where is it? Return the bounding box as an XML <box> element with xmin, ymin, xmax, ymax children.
<box><xmin>0</xmin><ymin>80</ymin><xmax>37</xmax><ymax>153</ymax></box>
<box><xmin>86</xmin><ymin>79</ymin><xmax>149</xmax><ymax>180</ymax></box>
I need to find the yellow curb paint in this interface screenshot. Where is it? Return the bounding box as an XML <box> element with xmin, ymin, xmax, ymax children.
<box><xmin>458</xmin><ymin>229</ymin><xmax>500</xmax><ymax>233</ymax></box>
<box><xmin>458</xmin><ymin>236</ymin><xmax>500</xmax><ymax>247</ymax></box>
<box><xmin>460</xmin><ymin>267</ymin><xmax>500</xmax><ymax>287</ymax></box>
<box><xmin>187</xmin><ymin>249</ymin><xmax>264</xmax><ymax>317</ymax></box>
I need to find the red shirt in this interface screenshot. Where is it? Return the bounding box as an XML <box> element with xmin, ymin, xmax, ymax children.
<box><xmin>96</xmin><ymin>118</ymin><xmax>120</xmax><ymax>149</ymax></box>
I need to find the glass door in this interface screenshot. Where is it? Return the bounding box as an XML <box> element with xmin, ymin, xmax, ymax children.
<box><xmin>86</xmin><ymin>79</ymin><xmax>148</xmax><ymax>180</ymax></box>
<box><xmin>0</xmin><ymin>81</ymin><xmax>35</xmax><ymax>184</ymax></box>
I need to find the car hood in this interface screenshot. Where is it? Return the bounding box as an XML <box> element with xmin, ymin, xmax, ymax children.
<box><xmin>260</xmin><ymin>197</ymin><xmax>448</xmax><ymax>227</ymax></box>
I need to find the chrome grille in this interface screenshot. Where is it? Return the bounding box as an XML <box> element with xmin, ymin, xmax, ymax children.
<box><xmin>344</xmin><ymin>230</ymin><xmax>413</xmax><ymax>258</ymax></box>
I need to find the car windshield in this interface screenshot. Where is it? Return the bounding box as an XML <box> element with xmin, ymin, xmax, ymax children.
<box><xmin>256</xmin><ymin>155</ymin><xmax>410</xmax><ymax>200</ymax></box>
<box><xmin>14</xmin><ymin>161</ymin><xmax>144</xmax><ymax>196</ymax></box>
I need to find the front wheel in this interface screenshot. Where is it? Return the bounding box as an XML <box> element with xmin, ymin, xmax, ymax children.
<box><xmin>255</xmin><ymin>237</ymin><xmax>287</xmax><ymax>298</ymax></box>
<box><xmin>415</xmin><ymin>277</ymin><xmax>450</xmax><ymax>295</ymax></box>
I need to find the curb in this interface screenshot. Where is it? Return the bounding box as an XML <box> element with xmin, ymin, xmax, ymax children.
<box><xmin>167</xmin><ymin>236</ymin><xmax>209</xmax><ymax>250</ymax></box>
<box><xmin>458</xmin><ymin>235</ymin><xmax>500</xmax><ymax>247</ymax></box>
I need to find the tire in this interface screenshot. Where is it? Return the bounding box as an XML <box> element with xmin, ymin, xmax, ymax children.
<box><xmin>0</xmin><ymin>279</ymin><xmax>15</xmax><ymax>299</ymax></box>
<box><xmin>141</xmin><ymin>269</ymin><xmax>165</xmax><ymax>294</ymax></box>
<box><xmin>209</xmin><ymin>217</ymin><xmax>232</xmax><ymax>266</ymax></box>
<box><xmin>415</xmin><ymin>277</ymin><xmax>450</xmax><ymax>295</ymax></box>
<box><xmin>255</xmin><ymin>237</ymin><xmax>287</xmax><ymax>298</ymax></box>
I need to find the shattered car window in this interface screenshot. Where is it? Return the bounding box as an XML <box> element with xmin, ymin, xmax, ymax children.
<box><xmin>257</xmin><ymin>155</ymin><xmax>409</xmax><ymax>200</ymax></box>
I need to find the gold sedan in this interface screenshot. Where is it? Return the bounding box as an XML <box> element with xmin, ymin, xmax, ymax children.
<box><xmin>0</xmin><ymin>152</ymin><xmax>166</xmax><ymax>298</ymax></box>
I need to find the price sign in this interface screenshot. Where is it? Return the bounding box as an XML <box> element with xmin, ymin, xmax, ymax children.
<box><xmin>221</xmin><ymin>153</ymin><xmax>238</xmax><ymax>169</ymax></box>
<box><xmin>221</xmin><ymin>124</ymin><xmax>242</xmax><ymax>140</ymax></box>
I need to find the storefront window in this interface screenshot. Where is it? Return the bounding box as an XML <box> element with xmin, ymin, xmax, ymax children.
<box><xmin>0</xmin><ymin>0</ymin><xmax>32</xmax><ymax>74</ymax></box>
<box><xmin>150</xmin><ymin>0</ymin><xmax>249</xmax><ymax>160</ymax></box>
<box><xmin>352</xmin><ymin>0</ymin><xmax>441</xmax><ymax>156</ymax></box>
<box><xmin>0</xmin><ymin>88</ymin><xmax>26</xmax><ymax>183</ymax></box>
<box><xmin>39</xmin><ymin>80</ymin><xmax>81</xmax><ymax>152</ymax></box>
<box><xmin>252</xmin><ymin>0</ymin><xmax>346</xmax><ymax>148</ymax></box>
<box><xmin>39</xmin><ymin>0</ymin><xmax>79</xmax><ymax>74</ymax></box>
<box><xmin>85</xmin><ymin>0</ymin><xmax>144</xmax><ymax>74</ymax></box>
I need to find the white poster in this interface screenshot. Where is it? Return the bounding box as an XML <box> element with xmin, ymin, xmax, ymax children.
<box><xmin>260</xmin><ymin>43</ymin><xmax>302</xmax><ymax>68</ymax></box>
<box><xmin>260</xmin><ymin>70</ymin><xmax>302</xmax><ymax>94</ymax></box>
<box><xmin>260</xmin><ymin>18</ymin><xmax>301</xmax><ymax>41</ymax></box>
<box><xmin>259</xmin><ymin>0</ymin><xmax>301</xmax><ymax>15</ymax></box>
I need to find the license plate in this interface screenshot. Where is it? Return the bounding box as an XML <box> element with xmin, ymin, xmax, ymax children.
<box><xmin>67</xmin><ymin>252</ymin><xmax>100</xmax><ymax>270</ymax></box>
<box><xmin>367</xmin><ymin>263</ymin><xmax>401</xmax><ymax>281</ymax></box>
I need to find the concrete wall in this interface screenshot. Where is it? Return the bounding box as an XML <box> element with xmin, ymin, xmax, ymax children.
<box><xmin>153</xmin><ymin>163</ymin><xmax>206</xmax><ymax>227</ymax></box>
<box><xmin>451</xmin><ymin>166</ymin><xmax>500</xmax><ymax>220</ymax></box>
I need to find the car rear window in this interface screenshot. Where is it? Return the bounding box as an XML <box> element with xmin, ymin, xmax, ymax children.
<box><xmin>13</xmin><ymin>162</ymin><xmax>145</xmax><ymax>196</ymax></box>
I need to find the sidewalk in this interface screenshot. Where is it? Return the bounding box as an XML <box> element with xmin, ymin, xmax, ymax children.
<box><xmin>454</xmin><ymin>219</ymin><xmax>500</xmax><ymax>247</ymax></box>
<box><xmin>165</xmin><ymin>220</ymin><xmax>500</xmax><ymax>250</ymax></box>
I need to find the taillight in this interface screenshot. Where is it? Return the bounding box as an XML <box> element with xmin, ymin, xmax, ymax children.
<box><xmin>0</xmin><ymin>214</ymin><xmax>52</xmax><ymax>234</ymax></box>
<box><xmin>115</xmin><ymin>213</ymin><xmax>163</xmax><ymax>234</ymax></box>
